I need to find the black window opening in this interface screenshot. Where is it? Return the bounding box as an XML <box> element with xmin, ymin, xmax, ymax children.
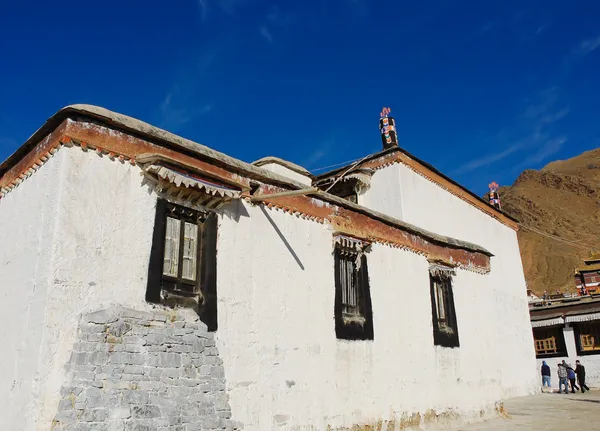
<box><xmin>533</xmin><ymin>326</ymin><xmax>568</xmax><ymax>358</ymax></box>
<box><xmin>429</xmin><ymin>266</ymin><xmax>459</xmax><ymax>348</ymax></box>
<box><xmin>146</xmin><ymin>199</ymin><xmax>218</xmax><ymax>331</ymax></box>
<box><xmin>334</xmin><ymin>241</ymin><xmax>374</xmax><ymax>341</ymax></box>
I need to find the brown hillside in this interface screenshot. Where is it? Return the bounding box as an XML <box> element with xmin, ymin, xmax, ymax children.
<box><xmin>494</xmin><ymin>148</ymin><xmax>600</xmax><ymax>296</ymax></box>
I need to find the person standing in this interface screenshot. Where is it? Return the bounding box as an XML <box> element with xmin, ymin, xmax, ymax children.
<box><xmin>575</xmin><ymin>360</ymin><xmax>590</xmax><ymax>393</ymax></box>
<box><xmin>567</xmin><ymin>366</ymin><xmax>579</xmax><ymax>393</ymax></box>
<box><xmin>541</xmin><ymin>361</ymin><xmax>551</xmax><ymax>391</ymax></box>
<box><xmin>557</xmin><ymin>362</ymin><xmax>569</xmax><ymax>394</ymax></box>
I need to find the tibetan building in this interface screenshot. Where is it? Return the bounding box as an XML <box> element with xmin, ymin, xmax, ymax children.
<box><xmin>575</xmin><ymin>253</ymin><xmax>600</xmax><ymax>296</ymax></box>
<box><xmin>0</xmin><ymin>105</ymin><xmax>537</xmax><ymax>430</ymax></box>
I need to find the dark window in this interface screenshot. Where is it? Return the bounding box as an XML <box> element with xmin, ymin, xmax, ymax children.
<box><xmin>574</xmin><ymin>322</ymin><xmax>600</xmax><ymax>355</ymax></box>
<box><xmin>334</xmin><ymin>243</ymin><xmax>373</xmax><ymax>340</ymax></box>
<box><xmin>533</xmin><ymin>326</ymin><xmax>567</xmax><ymax>358</ymax></box>
<box><xmin>429</xmin><ymin>270</ymin><xmax>459</xmax><ymax>348</ymax></box>
<box><xmin>146</xmin><ymin>199</ymin><xmax>218</xmax><ymax>331</ymax></box>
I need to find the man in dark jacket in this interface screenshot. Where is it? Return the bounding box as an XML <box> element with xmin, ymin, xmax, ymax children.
<box><xmin>541</xmin><ymin>361</ymin><xmax>551</xmax><ymax>390</ymax></box>
<box><xmin>575</xmin><ymin>360</ymin><xmax>590</xmax><ymax>393</ymax></box>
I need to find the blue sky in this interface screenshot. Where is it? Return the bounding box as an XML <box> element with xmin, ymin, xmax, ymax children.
<box><xmin>0</xmin><ymin>0</ymin><xmax>599</xmax><ymax>195</ymax></box>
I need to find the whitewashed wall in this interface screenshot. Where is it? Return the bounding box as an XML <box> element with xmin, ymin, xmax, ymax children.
<box><xmin>535</xmin><ymin>325</ymin><xmax>600</xmax><ymax>389</ymax></box>
<box><xmin>394</xmin><ymin>162</ymin><xmax>538</xmax><ymax>396</ymax></box>
<box><xmin>0</xmin><ymin>150</ymin><xmax>66</xmax><ymax>431</ymax></box>
<box><xmin>0</xmin><ymin>146</ymin><xmax>538</xmax><ymax>430</ymax></box>
<box><xmin>257</xmin><ymin>162</ymin><xmax>312</xmax><ymax>186</ymax></box>
<box><xmin>361</xmin><ymin>162</ymin><xmax>537</xmax><ymax>389</ymax></box>
<box><xmin>0</xmin><ymin>147</ymin><xmax>157</xmax><ymax>430</ymax></box>
<box><xmin>216</xmin><ymin>198</ymin><xmax>538</xmax><ymax>430</ymax></box>
<box><xmin>359</xmin><ymin>163</ymin><xmax>403</xmax><ymax>219</ymax></box>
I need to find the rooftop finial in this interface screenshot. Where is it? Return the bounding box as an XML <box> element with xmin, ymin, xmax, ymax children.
<box><xmin>488</xmin><ymin>182</ymin><xmax>501</xmax><ymax>210</ymax></box>
<box><xmin>379</xmin><ymin>107</ymin><xmax>397</xmax><ymax>149</ymax></box>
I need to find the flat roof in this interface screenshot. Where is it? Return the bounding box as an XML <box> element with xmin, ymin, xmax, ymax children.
<box><xmin>530</xmin><ymin>296</ymin><xmax>600</xmax><ymax>320</ymax></box>
<box><xmin>315</xmin><ymin>146</ymin><xmax>519</xmax><ymax>225</ymax></box>
<box><xmin>0</xmin><ymin>104</ymin><xmax>493</xmax><ymax>258</ymax></box>
<box><xmin>251</xmin><ymin>156</ymin><xmax>315</xmax><ymax>179</ymax></box>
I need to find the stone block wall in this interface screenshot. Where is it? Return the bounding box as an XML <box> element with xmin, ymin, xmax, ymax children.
<box><xmin>52</xmin><ymin>306</ymin><xmax>239</xmax><ymax>431</ymax></box>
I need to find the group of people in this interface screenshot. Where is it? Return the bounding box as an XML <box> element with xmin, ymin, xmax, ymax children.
<box><xmin>541</xmin><ymin>359</ymin><xmax>590</xmax><ymax>394</ymax></box>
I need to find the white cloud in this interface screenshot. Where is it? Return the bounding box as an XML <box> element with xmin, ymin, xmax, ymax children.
<box><xmin>576</xmin><ymin>36</ymin><xmax>600</xmax><ymax>56</ymax></box>
<box><xmin>267</xmin><ymin>5</ymin><xmax>291</xmax><ymax>26</ymax></box>
<box><xmin>453</xmin><ymin>88</ymin><xmax>569</xmax><ymax>175</ymax></box>
<box><xmin>159</xmin><ymin>92</ymin><xmax>213</xmax><ymax>130</ymax></box>
<box><xmin>158</xmin><ymin>48</ymin><xmax>218</xmax><ymax>130</ymax></box>
<box><xmin>452</xmin><ymin>143</ymin><xmax>523</xmax><ymax>175</ymax></box>
<box><xmin>260</xmin><ymin>26</ymin><xmax>273</xmax><ymax>43</ymax></box>
<box><xmin>197</xmin><ymin>0</ymin><xmax>208</xmax><ymax>21</ymax></box>
<box><xmin>195</xmin><ymin>0</ymin><xmax>248</xmax><ymax>19</ymax></box>
<box><xmin>516</xmin><ymin>136</ymin><xmax>567</xmax><ymax>169</ymax></box>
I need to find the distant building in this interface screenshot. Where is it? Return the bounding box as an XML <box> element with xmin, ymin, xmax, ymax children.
<box><xmin>530</xmin><ymin>296</ymin><xmax>600</xmax><ymax>387</ymax></box>
<box><xmin>575</xmin><ymin>253</ymin><xmax>600</xmax><ymax>295</ymax></box>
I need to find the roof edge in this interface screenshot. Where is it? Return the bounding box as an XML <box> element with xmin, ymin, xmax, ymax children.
<box><xmin>316</xmin><ymin>146</ymin><xmax>519</xmax><ymax>225</ymax></box>
<box><xmin>0</xmin><ymin>104</ymin><xmax>308</xmax><ymax>191</ymax></box>
<box><xmin>0</xmin><ymin>104</ymin><xmax>491</xmax><ymax>257</ymax></box>
<box><xmin>252</xmin><ymin>156</ymin><xmax>316</xmax><ymax>179</ymax></box>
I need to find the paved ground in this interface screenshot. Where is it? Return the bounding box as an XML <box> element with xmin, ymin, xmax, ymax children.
<box><xmin>457</xmin><ymin>390</ymin><xmax>600</xmax><ymax>430</ymax></box>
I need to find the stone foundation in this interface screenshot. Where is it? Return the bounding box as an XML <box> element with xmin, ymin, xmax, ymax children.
<box><xmin>52</xmin><ymin>306</ymin><xmax>239</xmax><ymax>431</ymax></box>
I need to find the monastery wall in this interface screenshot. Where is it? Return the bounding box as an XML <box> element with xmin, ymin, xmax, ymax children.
<box><xmin>256</xmin><ymin>162</ymin><xmax>312</xmax><ymax>186</ymax></box>
<box><xmin>359</xmin><ymin>163</ymin><xmax>404</xmax><ymax>220</ymax></box>
<box><xmin>51</xmin><ymin>305</ymin><xmax>236</xmax><ymax>431</ymax></box>
<box><xmin>0</xmin><ymin>149</ymin><xmax>66</xmax><ymax>430</ymax></box>
<box><xmin>360</xmin><ymin>162</ymin><xmax>537</xmax><ymax>388</ymax></box>
<box><xmin>215</xmin><ymin>196</ymin><xmax>537</xmax><ymax>430</ymax></box>
<box><xmin>0</xmin><ymin>143</ymin><xmax>539</xmax><ymax>430</ymax></box>
<box><xmin>0</xmin><ymin>147</ymin><xmax>158</xmax><ymax>430</ymax></box>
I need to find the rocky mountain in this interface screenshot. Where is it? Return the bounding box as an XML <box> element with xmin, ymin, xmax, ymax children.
<box><xmin>493</xmin><ymin>148</ymin><xmax>600</xmax><ymax>296</ymax></box>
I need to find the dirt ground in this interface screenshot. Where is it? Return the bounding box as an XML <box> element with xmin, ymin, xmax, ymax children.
<box><xmin>457</xmin><ymin>390</ymin><xmax>600</xmax><ymax>430</ymax></box>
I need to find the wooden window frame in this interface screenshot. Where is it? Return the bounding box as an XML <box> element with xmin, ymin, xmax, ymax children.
<box><xmin>161</xmin><ymin>205</ymin><xmax>204</xmax><ymax>294</ymax></box>
<box><xmin>146</xmin><ymin>199</ymin><xmax>218</xmax><ymax>331</ymax></box>
<box><xmin>574</xmin><ymin>321</ymin><xmax>600</xmax><ymax>356</ymax></box>
<box><xmin>334</xmin><ymin>244</ymin><xmax>374</xmax><ymax>341</ymax></box>
<box><xmin>533</xmin><ymin>326</ymin><xmax>567</xmax><ymax>358</ymax></box>
<box><xmin>429</xmin><ymin>272</ymin><xmax>460</xmax><ymax>348</ymax></box>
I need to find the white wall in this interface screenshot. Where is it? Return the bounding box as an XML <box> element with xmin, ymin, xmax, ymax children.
<box><xmin>359</xmin><ymin>163</ymin><xmax>403</xmax><ymax>219</ymax></box>
<box><xmin>0</xmin><ymin>150</ymin><xmax>65</xmax><ymax>431</ymax></box>
<box><xmin>535</xmin><ymin>325</ymin><xmax>600</xmax><ymax>389</ymax></box>
<box><xmin>215</xmin><ymin>198</ymin><xmax>538</xmax><ymax>430</ymax></box>
<box><xmin>0</xmin><ymin>146</ymin><xmax>539</xmax><ymax>430</ymax></box>
<box><xmin>257</xmin><ymin>162</ymin><xmax>312</xmax><ymax>186</ymax></box>
<box><xmin>361</xmin><ymin>162</ymin><xmax>537</xmax><ymax>385</ymax></box>
<box><xmin>0</xmin><ymin>147</ymin><xmax>157</xmax><ymax>430</ymax></box>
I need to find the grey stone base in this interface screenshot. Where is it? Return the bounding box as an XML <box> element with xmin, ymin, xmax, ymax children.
<box><xmin>52</xmin><ymin>306</ymin><xmax>240</xmax><ymax>431</ymax></box>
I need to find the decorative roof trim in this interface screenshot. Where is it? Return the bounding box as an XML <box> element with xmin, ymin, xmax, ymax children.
<box><xmin>531</xmin><ymin>317</ymin><xmax>565</xmax><ymax>328</ymax></box>
<box><xmin>333</xmin><ymin>233</ymin><xmax>370</xmax><ymax>251</ymax></box>
<box><xmin>565</xmin><ymin>313</ymin><xmax>600</xmax><ymax>323</ymax></box>
<box><xmin>316</xmin><ymin>148</ymin><xmax>519</xmax><ymax>231</ymax></box>
<box><xmin>252</xmin><ymin>187</ymin><xmax>491</xmax><ymax>273</ymax></box>
<box><xmin>145</xmin><ymin>164</ymin><xmax>241</xmax><ymax>199</ymax></box>
<box><xmin>0</xmin><ymin>108</ymin><xmax>490</xmax><ymax>272</ymax></box>
<box><xmin>429</xmin><ymin>262</ymin><xmax>457</xmax><ymax>279</ymax></box>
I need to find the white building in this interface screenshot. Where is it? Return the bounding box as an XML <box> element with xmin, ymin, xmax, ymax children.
<box><xmin>531</xmin><ymin>296</ymin><xmax>600</xmax><ymax>389</ymax></box>
<box><xmin>0</xmin><ymin>105</ymin><xmax>538</xmax><ymax>430</ymax></box>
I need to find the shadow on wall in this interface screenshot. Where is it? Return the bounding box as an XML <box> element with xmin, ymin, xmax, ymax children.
<box><xmin>260</xmin><ymin>206</ymin><xmax>305</xmax><ymax>270</ymax></box>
